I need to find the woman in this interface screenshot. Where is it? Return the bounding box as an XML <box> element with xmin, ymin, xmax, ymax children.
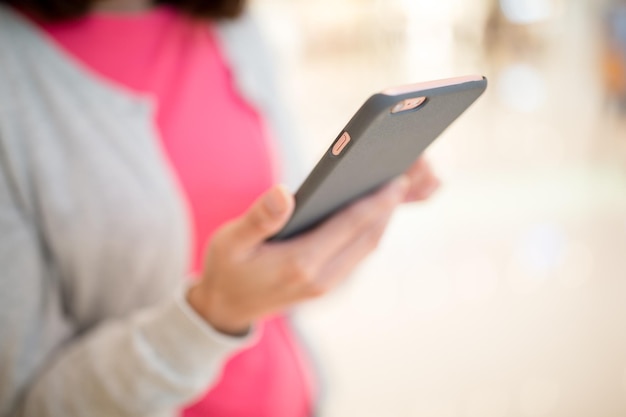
<box><xmin>0</xmin><ymin>1</ymin><xmax>440</xmax><ymax>416</ymax></box>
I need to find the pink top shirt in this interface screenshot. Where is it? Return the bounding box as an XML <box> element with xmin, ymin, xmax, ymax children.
<box><xmin>34</xmin><ymin>7</ymin><xmax>312</xmax><ymax>417</ymax></box>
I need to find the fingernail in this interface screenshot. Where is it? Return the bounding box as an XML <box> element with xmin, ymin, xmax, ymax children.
<box><xmin>263</xmin><ymin>186</ymin><xmax>288</xmax><ymax>216</ymax></box>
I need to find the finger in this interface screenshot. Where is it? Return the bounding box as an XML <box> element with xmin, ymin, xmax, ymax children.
<box><xmin>220</xmin><ymin>185</ymin><xmax>295</xmax><ymax>252</ymax></box>
<box><xmin>405</xmin><ymin>174</ymin><xmax>440</xmax><ymax>202</ymax></box>
<box><xmin>290</xmin><ymin>175</ymin><xmax>409</xmax><ymax>273</ymax></box>
<box><xmin>404</xmin><ymin>158</ymin><xmax>440</xmax><ymax>202</ymax></box>
<box><xmin>307</xmin><ymin>206</ymin><xmax>395</xmax><ymax>296</ymax></box>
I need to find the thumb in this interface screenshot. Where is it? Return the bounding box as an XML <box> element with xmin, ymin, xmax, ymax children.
<box><xmin>225</xmin><ymin>185</ymin><xmax>295</xmax><ymax>251</ymax></box>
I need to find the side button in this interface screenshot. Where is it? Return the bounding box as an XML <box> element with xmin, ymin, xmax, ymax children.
<box><xmin>332</xmin><ymin>132</ymin><xmax>351</xmax><ymax>156</ymax></box>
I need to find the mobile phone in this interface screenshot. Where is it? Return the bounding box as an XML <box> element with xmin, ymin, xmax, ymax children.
<box><xmin>271</xmin><ymin>75</ymin><xmax>487</xmax><ymax>241</ymax></box>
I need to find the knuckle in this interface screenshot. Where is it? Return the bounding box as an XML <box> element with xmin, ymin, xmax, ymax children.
<box><xmin>351</xmin><ymin>192</ymin><xmax>397</xmax><ymax>224</ymax></box>
<box><xmin>283</xmin><ymin>256</ymin><xmax>314</xmax><ymax>284</ymax></box>
<box><xmin>366</xmin><ymin>223</ymin><xmax>387</xmax><ymax>251</ymax></box>
<box><xmin>209</xmin><ymin>223</ymin><xmax>243</xmax><ymax>261</ymax></box>
<box><xmin>306</xmin><ymin>281</ymin><xmax>328</xmax><ymax>298</ymax></box>
<box><xmin>349</xmin><ymin>199</ymin><xmax>377</xmax><ymax>226</ymax></box>
<box><xmin>209</xmin><ymin>228</ymin><xmax>229</xmax><ymax>254</ymax></box>
<box><xmin>247</xmin><ymin>211</ymin><xmax>273</xmax><ymax>235</ymax></box>
<box><xmin>351</xmin><ymin>198</ymin><xmax>394</xmax><ymax>234</ymax></box>
<box><xmin>380</xmin><ymin>190</ymin><xmax>401</xmax><ymax>210</ymax></box>
<box><xmin>367</xmin><ymin>234</ymin><xmax>381</xmax><ymax>251</ymax></box>
<box><xmin>360</xmin><ymin>232</ymin><xmax>380</xmax><ymax>253</ymax></box>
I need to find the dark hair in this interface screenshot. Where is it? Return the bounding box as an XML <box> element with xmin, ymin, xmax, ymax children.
<box><xmin>1</xmin><ymin>0</ymin><xmax>246</xmax><ymax>21</ymax></box>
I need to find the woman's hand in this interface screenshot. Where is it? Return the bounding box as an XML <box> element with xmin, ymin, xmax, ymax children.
<box><xmin>187</xmin><ymin>176</ymin><xmax>410</xmax><ymax>335</ymax></box>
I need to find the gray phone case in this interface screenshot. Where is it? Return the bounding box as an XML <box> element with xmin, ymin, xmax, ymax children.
<box><xmin>272</xmin><ymin>76</ymin><xmax>487</xmax><ymax>240</ymax></box>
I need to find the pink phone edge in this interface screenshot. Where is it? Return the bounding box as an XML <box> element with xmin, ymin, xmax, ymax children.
<box><xmin>381</xmin><ymin>75</ymin><xmax>485</xmax><ymax>96</ymax></box>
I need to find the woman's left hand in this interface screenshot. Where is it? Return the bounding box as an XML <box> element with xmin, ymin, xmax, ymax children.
<box><xmin>403</xmin><ymin>157</ymin><xmax>441</xmax><ymax>203</ymax></box>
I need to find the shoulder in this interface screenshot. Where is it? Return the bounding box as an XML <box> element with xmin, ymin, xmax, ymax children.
<box><xmin>0</xmin><ymin>4</ymin><xmax>47</xmax><ymax>115</ymax></box>
<box><xmin>0</xmin><ymin>4</ymin><xmax>36</xmax><ymax>55</ymax></box>
<box><xmin>213</xmin><ymin>10</ymin><xmax>277</xmax><ymax>104</ymax></box>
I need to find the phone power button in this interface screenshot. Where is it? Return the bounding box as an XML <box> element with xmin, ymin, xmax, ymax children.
<box><xmin>332</xmin><ymin>132</ymin><xmax>351</xmax><ymax>156</ymax></box>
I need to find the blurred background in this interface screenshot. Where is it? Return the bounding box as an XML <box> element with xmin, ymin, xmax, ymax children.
<box><xmin>253</xmin><ymin>0</ymin><xmax>626</xmax><ymax>416</ymax></box>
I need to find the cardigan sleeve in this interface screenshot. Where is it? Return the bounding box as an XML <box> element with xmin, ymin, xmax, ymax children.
<box><xmin>0</xmin><ymin>153</ymin><xmax>257</xmax><ymax>417</ymax></box>
<box><xmin>17</xmin><ymin>296</ymin><xmax>257</xmax><ymax>417</ymax></box>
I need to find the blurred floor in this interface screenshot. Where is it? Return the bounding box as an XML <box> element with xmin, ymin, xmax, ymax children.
<box><xmin>255</xmin><ymin>0</ymin><xmax>626</xmax><ymax>416</ymax></box>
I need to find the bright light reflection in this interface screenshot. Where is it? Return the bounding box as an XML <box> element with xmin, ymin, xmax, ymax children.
<box><xmin>508</xmin><ymin>223</ymin><xmax>567</xmax><ymax>294</ymax></box>
<box><xmin>400</xmin><ymin>0</ymin><xmax>456</xmax><ymax>77</ymax></box>
<box><xmin>401</xmin><ymin>0</ymin><xmax>459</xmax><ymax>21</ymax></box>
<box><xmin>516</xmin><ymin>223</ymin><xmax>567</xmax><ymax>273</ymax></box>
<box><xmin>500</xmin><ymin>0</ymin><xmax>555</xmax><ymax>24</ymax></box>
<box><xmin>497</xmin><ymin>63</ymin><xmax>548</xmax><ymax>113</ymax></box>
<box><xmin>557</xmin><ymin>241</ymin><xmax>594</xmax><ymax>289</ymax></box>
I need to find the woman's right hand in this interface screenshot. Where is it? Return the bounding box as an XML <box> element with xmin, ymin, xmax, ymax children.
<box><xmin>187</xmin><ymin>176</ymin><xmax>409</xmax><ymax>336</ymax></box>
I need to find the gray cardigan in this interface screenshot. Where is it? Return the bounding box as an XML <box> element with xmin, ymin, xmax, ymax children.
<box><xmin>0</xmin><ymin>5</ymin><xmax>303</xmax><ymax>416</ymax></box>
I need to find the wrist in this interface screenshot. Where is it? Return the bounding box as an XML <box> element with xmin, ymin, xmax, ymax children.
<box><xmin>186</xmin><ymin>284</ymin><xmax>251</xmax><ymax>337</ymax></box>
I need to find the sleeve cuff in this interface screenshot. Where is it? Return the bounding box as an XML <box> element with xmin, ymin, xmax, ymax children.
<box><xmin>174</xmin><ymin>283</ymin><xmax>259</xmax><ymax>348</ymax></box>
<box><xmin>135</xmin><ymin>285</ymin><xmax>261</xmax><ymax>390</ymax></box>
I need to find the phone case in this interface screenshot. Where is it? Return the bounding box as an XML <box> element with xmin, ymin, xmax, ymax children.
<box><xmin>271</xmin><ymin>75</ymin><xmax>487</xmax><ymax>240</ymax></box>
